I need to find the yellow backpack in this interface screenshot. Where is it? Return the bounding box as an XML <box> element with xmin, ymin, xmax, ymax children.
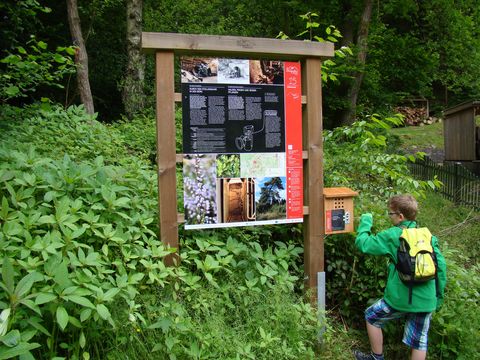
<box><xmin>396</xmin><ymin>227</ymin><xmax>438</xmax><ymax>304</ymax></box>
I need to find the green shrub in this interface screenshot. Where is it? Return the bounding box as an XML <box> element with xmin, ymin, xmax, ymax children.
<box><xmin>0</xmin><ymin>138</ymin><xmax>316</xmax><ymax>358</ymax></box>
<box><xmin>106</xmin><ymin>283</ymin><xmax>320</xmax><ymax>360</ymax></box>
<box><xmin>417</xmin><ymin>193</ymin><xmax>480</xmax><ymax>267</ymax></box>
<box><xmin>0</xmin><ymin>37</ymin><xmax>75</xmax><ymax>102</ymax></box>
<box><xmin>110</xmin><ymin>111</ymin><xmax>158</xmax><ymax>165</ymax></box>
<box><xmin>0</xmin><ymin>104</ymin><xmax>127</xmax><ymax>164</ymax></box>
<box><xmin>0</xmin><ymin>149</ymin><xmax>176</xmax><ymax>358</ymax></box>
<box><xmin>324</xmin><ymin>113</ymin><xmax>440</xmax><ymax>202</ymax></box>
<box><xmin>428</xmin><ymin>250</ymin><xmax>480</xmax><ymax>359</ymax></box>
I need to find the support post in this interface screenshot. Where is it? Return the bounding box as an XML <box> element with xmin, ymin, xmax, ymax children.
<box><xmin>317</xmin><ymin>271</ymin><xmax>326</xmax><ymax>338</ymax></box>
<box><xmin>302</xmin><ymin>58</ymin><xmax>325</xmax><ymax>304</ymax></box>
<box><xmin>155</xmin><ymin>51</ymin><xmax>179</xmax><ymax>265</ymax></box>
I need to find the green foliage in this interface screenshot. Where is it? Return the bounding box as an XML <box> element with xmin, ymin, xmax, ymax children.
<box><xmin>106</xmin><ymin>230</ymin><xmax>317</xmax><ymax>360</ymax></box>
<box><xmin>180</xmin><ymin>231</ymin><xmax>303</xmax><ymax>292</ymax></box>
<box><xmin>108</xmin><ymin>284</ymin><xmax>320</xmax><ymax>360</ymax></box>
<box><xmin>0</xmin><ymin>146</ymin><xmax>177</xmax><ymax>358</ymax></box>
<box><xmin>0</xmin><ymin>37</ymin><xmax>75</xmax><ymax>102</ymax></box>
<box><xmin>0</xmin><ymin>104</ymin><xmax>146</xmax><ymax>165</ymax></box>
<box><xmin>428</xmin><ymin>250</ymin><xmax>480</xmax><ymax>359</ymax></box>
<box><xmin>367</xmin><ymin>0</ymin><xmax>480</xmax><ymax>107</ymax></box>
<box><xmin>0</xmin><ymin>0</ymin><xmax>52</xmax><ymax>51</ymax></box>
<box><xmin>110</xmin><ymin>112</ymin><xmax>158</xmax><ymax>165</ymax></box>
<box><xmin>278</xmin><ymin>11</ymin><xmax>352</xmax><ymax>84</ymax></box>
<box><xmin>362</xmin><ymin>24</ymin><xmax>438</xmax><ymax>107</ymax></box>
<box><xmin>423</xmin><ymin>1</ymin><xmax>480</xmax><ymax>101</ymax></box>
<box><xmin>324</xmin><ymin>113</ymin><xmax>441</xmax><ymax>202</ymax></box>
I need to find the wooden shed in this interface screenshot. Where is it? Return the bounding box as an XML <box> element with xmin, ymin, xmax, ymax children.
<box><xmin>443</xmin><ymin>101</ymin><xmax>480</xmax><ymax>163</ymax></box>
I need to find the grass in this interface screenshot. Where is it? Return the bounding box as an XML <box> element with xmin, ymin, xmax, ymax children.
<box><xmin>389</xmin><ymin>122</ymin><xmax>443</xmax><ymax>151</ymax></box>
<box><xmin>417</xmin><ymin>192</ymin><xmax>480</xmax><ymax>267</ymax></box>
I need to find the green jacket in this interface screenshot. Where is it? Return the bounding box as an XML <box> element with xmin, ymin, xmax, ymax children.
<box><xmin>355</xmin><ymin>213</ymin><xmax>447</xmax><ymax>312</ymax></box>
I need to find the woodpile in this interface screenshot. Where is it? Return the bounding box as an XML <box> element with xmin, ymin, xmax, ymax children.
<box><xmin>394</xmin><ymin>106</ymin><xmax>440</xmax><ymax>126</ymax></box>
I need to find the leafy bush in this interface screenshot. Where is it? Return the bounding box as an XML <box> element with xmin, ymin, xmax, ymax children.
<box><xmin>429</xmin><ymin>250</ymin><xmax>480</xmax><ymax>359</ymax></box>
<box><xmin>105</xmin><ymin>229</ymin><xmax>316</xmax><ymax>360</ymax></box>
<box><xmin>0</xmin><ymin>104</ymin><xmax>127</xmax><ymax>164</ymax></box>
<box><xmin>0</xmin><ymin>102</ymin><xmax>319</xmax><ymax>357</ymax></box>
<box><xmin>109</xmin><ymin>111</ymin><xmax>158</xmax><ymax>165</ymax></box>
<box><xmin>0</xmin><ymin>149</ymin><xmax>177</xmax><ymax>358</ymax></box>
<box><xmin>0</xmin><ymin>37</ymin><xmax>75</xmax><ymax>102</ymax></box>
<box><xmin>324</xmin><ymin>113</ymin><xmax>441</xmax><ymax>202</ymax></box>
<box><xmin>107</xmin><ymin>283</ymin><xmax>320</xmax><ymax>360</ymax></box>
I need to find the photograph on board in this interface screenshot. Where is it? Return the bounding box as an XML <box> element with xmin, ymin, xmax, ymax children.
<box><xmin>181</xmin><ymin>57</ymin><xmax>218</xmax><ymax>83</ymax></box>
<box><xmin>249</xmin><ymin>60</ymin><xmax>284</xmax><ymax>84</ymax></box>
<box><xmin>183</xmin><ymin>154</ymin><xmax>218</xmax><ymax>225</ymax></box>
<box><xmin>216</xmin><ymin>178</ymin><xmax>256</xmax><ymax>223</ymax></box>
<box><xmin>217</xmin><ymin>59</ymin><xmax>250</xmax><ymax>84</ymax></box>
<box><xmin>255</xmin><ymin>177</ymin><xmax>287</xmax><ymax>220</ymax></box>
<box><xmin>216</xmin><ymin>154</ymin><xmax>241</xmax><ymax>178</ymax></box>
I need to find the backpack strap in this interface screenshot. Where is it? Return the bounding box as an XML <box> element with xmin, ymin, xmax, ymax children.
<box><xmin>395</xmin><ymin>221</ymin><xmax>421</xmax><ymax>306</ymax></box>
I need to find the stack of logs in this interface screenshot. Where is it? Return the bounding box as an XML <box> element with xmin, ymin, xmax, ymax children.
<box><xmin>394</xmin><ymin>106</ymin><xmax>440</xmax><ymax>126</ymax></box>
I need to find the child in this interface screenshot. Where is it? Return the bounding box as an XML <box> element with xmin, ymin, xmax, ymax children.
<box><xmin>353</xmin><ymin>195</ymin><xmax>447</xmax><ymax>360</ymax></box>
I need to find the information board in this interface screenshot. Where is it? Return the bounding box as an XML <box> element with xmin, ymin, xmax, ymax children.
<box><xmin>181</xmin><ymin>58</ymin><xmax>303</xmax><ymax>229</ymax></box>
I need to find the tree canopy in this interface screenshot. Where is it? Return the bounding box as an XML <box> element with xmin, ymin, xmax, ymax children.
<box><xmin>1</xmin><ymin>0</ymin><xmax>480</xmax><ymax>123</ymax></box>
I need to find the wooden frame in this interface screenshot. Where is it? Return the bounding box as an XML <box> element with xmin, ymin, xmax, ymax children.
<box><xmin>142</xmin><ymin>32</ymin><xmax>334</xmax><ymax>299</ymax></box>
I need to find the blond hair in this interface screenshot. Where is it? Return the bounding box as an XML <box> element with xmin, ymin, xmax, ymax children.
<box><xmin>388</xmin><ymin>194</ymin><xmax>418</xmax><ymax>220</ymax></box>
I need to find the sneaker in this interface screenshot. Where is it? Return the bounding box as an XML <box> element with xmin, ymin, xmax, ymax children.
<box><xmin>353</xmin><ymin>350</ymin><xmax>374</xmax><ymax>360</ymax></box>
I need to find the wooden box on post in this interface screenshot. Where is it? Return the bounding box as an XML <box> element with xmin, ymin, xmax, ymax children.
<box><xmin>323</xmin><ymin>187</ymin><xmax>358</xmax><ymax>234</ymax></box>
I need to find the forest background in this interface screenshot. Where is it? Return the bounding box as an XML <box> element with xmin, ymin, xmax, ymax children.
<box><xmin>0</xmin><ymin>0</ymin><xmax>479</xmax><ymax>359</ymax></box>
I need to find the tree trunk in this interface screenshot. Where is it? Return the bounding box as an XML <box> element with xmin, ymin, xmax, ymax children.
<box><xmin>66</xmin><ymin>0</ymin><xmax>94</xmax><ymax>114</ymax></box>
<box><xmin>123</xmin><ymin>0</ymin><xmax>145</xmax><ymax>119</ymax></box>
<box><xmin>340</xmin><ymin>0</ymin><xmax>373</xmax><ymax>126</ymax></box>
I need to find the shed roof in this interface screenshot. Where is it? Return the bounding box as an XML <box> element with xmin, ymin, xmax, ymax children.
<box><xmin>444</xmin><ymin>100</ymin><xmax>480</xmax><ymax>117</ymax></box>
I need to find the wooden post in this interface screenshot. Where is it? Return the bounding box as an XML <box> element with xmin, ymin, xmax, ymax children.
<box><xmin>302</xmin><ymin>58</ymin><xmax>325</xmax><ymax>304</ymax></box>
<box><xmin>155</xmin><ymin>51</ymin><xmax>179</xmax><ymax>265</ymax></box>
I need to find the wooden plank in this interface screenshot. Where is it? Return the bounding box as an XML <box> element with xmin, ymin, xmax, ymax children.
<box><xmin>142</xmin><ymin>32</ymin><xmax>334</xmax><ymax>59</ymax></box>
<box><xmin>155</xmin><ymin>51</ymin><xmax>179</xmax><ymax>266</ymax></box>
<box><xmin>302</xmin><ymin>58</ymin><xmax>325</xmax><ymax>301</ymax></box>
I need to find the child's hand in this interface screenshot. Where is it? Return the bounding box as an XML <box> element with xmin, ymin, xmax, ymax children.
<box><xmin>358</xmin><ymin>213</ymin><xmax>374</xmax><ymax>229</ymax></box>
